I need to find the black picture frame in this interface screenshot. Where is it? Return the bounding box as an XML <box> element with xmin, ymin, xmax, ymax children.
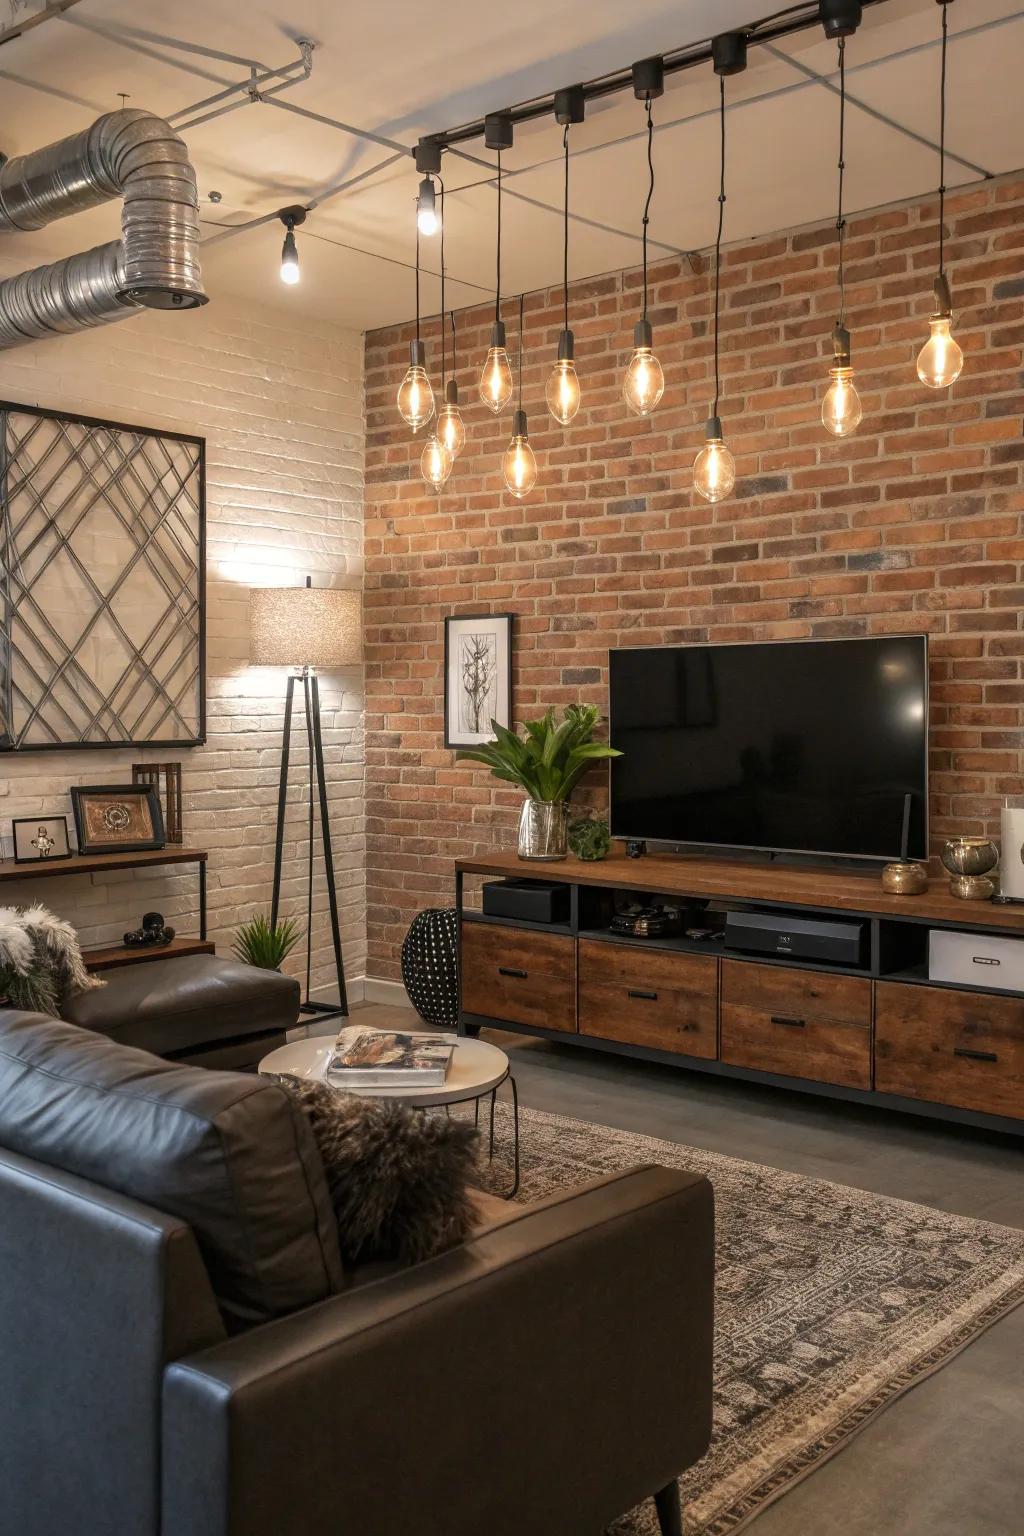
<box><xmin>444</xmin><ymin>613</ymin><xmax>514</xmax><ymax>750</ymax></box>
<box><xmin>0</xmin><ymin>400</ymin><xmax>206</xmax><ymax>753</ymax></box>
<box><xmin>11</xmin><ymin>814</ymin><xmax>72</xmax><ymax>864</ymax></box>
<box><xmin>71</xmin><ymin>784</ymin><xmax>166</xmax><ymax>854</ymax></box>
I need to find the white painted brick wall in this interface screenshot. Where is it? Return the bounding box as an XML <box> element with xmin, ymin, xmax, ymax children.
<box><xmin>0</xmin><ymin>283</ymin><xmax>367</xmax><ymax>997</ymax></box>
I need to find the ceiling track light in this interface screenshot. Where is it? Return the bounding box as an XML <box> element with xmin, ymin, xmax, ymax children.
<box><xmin>623</xmin><ymin>56</ymin><xmax>666</xmax><ymax>418</ymax></box>
<box><xmin>820</xmin><ymin>0</ymin><xmax>862</xmax><ymax>40</ymax></box>
<box><xmin>503</xmin><ymin>294</ymin><xmax>538</xmax><ymax>499</ymax></box>
<box><xmin>414</xmin><ymin>138</ymin><xmax>442</xmax><ymax>237</ymax></box>
<box><xmin>278</xmin><ymin>205</ymin><xmax>306</xmax><ymax>286</ymax></box>
<box><xmin>421</xmin><ymin>179</ymin><xmax>454</xmax><ymax>489</ymax></box>
<box><xmin>918</xmin><ymin>0</ymin><xmax>963</xmax><ymax>389</ymax></box>
<box><xmin>822</xmin><ymin>36</ymin><xmax>863</xmax><ymax>437</ymax></box>
<box><xmin>480</xmin><ymin>141</ymin><xmax>514</xmax><ymax>413</ymax></box>
<box><xmin>693</xmin><ymin>40</ymin><xmax>744</xmax><ymax>506</ymax></box>
<box><xmin>397</xmin><ymin>217</ymin><xmax>435</xmax><ymax>432</ymax></box>
<box><xmin>547</xmin><ymin>114</ymin><xmax>582</xmax><ymax>426</ymax></box>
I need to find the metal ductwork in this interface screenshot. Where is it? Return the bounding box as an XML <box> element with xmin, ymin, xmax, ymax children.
<box><xmin>0</xmin><ymin>108</ymin><xmax>207</xmax><ymax>349</ymax></box>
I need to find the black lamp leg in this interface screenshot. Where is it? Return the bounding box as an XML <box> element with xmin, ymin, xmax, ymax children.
<box><xmin>654</xmin><ymin>1483</ymin><xmax>683</xmax><ymax>1536</ymax></box>
<box><xmin>270</xmin><ymin>673</ymin><xmax>297</xmax><ymax>932</ymax></box>
<box><xmin>309</xmin><ymin>672</ymin><xmax>349</xmax><ymax>1017</ymax></box>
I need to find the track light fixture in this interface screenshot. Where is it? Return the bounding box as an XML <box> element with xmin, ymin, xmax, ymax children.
<box><xmin>623</xmin><ymin>57</ymin><xmax>665</xmax><ymax>417</ymax></box>
<box><xmin>546</xmin><ymin>119</ymin><xmax>581</xmax><ymax>425</ymax></box>
<box><xmin>693</xmin><ymin>41</ymin><xmax>744</xmax><ymax>505</ymax></box>
<box><xmin>918</xmin><ymin>0</ymin><xmax>963</xmax><ymax>389</ymax></box>
<box><xmin>420</xmin><ymin>180</ymin><xmax>453</xmax><ymax>487</ymax></box>
<box><xmin>820</xmin><ymin>0</ymin><xmax>862</xmax><ymax>40</ymax></box>
<box><xmin>503</xmin><ymin>295</ymin><xmax>537</xmax><ymax>499</ymax></box>
<box><xmin>278</xmin><ymin>206</ymin><xmax>305</xmax><ymax>286</ymax></box>
<box><xmin>417</xmin><ymin>176</ymin><xmax>439</xmax><ymax>237</ymax></box>
<box><xmin>397</xmin><ymin>221</ymin><xmax>435</xmax><ymax>431</ymax></box>
<box><xmin>821</xmin><ymin>36</ymin><xmax>863</xmax><ymax>437</ymax></box>
<box><xmin>480</xmin><ymin>144</ymin><xmax>514</xmax><ymax>413</ymax></box>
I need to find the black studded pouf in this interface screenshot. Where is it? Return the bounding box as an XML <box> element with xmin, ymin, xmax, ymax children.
<box><xmin>401</xmin><ymin>907</ymin><xmax>460</xmax><ymax>1029</ymax></box>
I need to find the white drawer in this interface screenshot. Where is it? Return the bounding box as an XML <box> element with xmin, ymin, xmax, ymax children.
<box><xmin>928</xmin><ymin>929</ymin><xmax>1024</xmax><ymax>994</ymax></box>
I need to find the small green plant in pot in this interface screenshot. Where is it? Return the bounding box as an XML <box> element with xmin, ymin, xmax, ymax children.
<box><xmin>456</xmin><ymin>704</ymin><xmax>622</xmax><ymax>861</ymax></box>
<box><xmin>569</xmin><ymin>814</ymin><xmax>612</xmax><ymax>862</ymax></box>
<box><xmin>232</xmin><ymin>914</ymin><xmax>302</xmax><ymax>971</ymax></box>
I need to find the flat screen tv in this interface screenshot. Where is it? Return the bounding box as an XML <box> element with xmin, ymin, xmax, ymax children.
<box><xmin>608</xmin><ymin>635</ymin><xmax>928</xmax><ymax>862</ymax></box>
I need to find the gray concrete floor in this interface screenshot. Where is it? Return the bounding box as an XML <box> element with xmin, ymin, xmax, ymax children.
<box><xmin>354</xmin><ymin>1003</ymin><xmax>1024</xmax><ymax>1535</ymax></box>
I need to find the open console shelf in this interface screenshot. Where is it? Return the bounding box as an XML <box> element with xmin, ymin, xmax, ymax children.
<box><xmin>456</xmin><ymin>849</ymin><xmax>1024</xmax><ymax>1136</ymax></box>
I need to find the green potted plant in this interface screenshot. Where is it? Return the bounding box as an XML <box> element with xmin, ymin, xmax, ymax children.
<box><xmin>232</xmin><ymin>914</ymin><xmax>302</xmax><ymax>971</ymax></box>
<box><xmin>456</xmin><ymin>704</ymin><xmax>622</xmax><ymax>861</ymax></box>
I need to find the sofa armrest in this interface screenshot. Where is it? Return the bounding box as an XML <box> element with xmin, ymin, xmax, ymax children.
<box><xmin>163</xmin><ymin>1164</ymin><xmax>714</xmax><ymax>1536</ymax></box>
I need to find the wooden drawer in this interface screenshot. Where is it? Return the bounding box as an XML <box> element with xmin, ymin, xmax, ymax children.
<box><xmin>875</xmin><ymin>982</ymin><xmax>1024</xmax><ymax>1121</ymax></box>
<box><xmin>720</xmin><ymin>960</ymin><xmax>872</xmax><ymax>1089</ymax></box>
<box><xmin>461</xmin><ymin>922</ymin><xmax>576</xmax><ymax>1033</ymax></box>
<box><xmin>578</xmin><ymin>940</ymin><xmax>717</xmax><ymax>1059</ymax></box>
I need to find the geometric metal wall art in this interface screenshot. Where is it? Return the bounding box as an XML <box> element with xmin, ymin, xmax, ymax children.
<box><xmin>0</xmin><ymin>403</ymin><xmax>205</xmax><ymax>751</ymax></box>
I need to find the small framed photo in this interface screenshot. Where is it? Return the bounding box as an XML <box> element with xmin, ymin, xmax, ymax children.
<box><xmin>71</xmin><ymin>784</ymin><xmax>166</xmax><ymax>854</ymax></box>
<box><xmin>444</xmin><ymin>613</ymin><xmax>514</xmax><ymax>750</ymax></box>
<box><xmin>12</xmin><ymin>815</ymin><xmax>72</xmax><ymax>864</ymax></box>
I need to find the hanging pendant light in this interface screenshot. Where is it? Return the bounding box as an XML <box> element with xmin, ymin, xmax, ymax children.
<box><xmin>821</xmin><ymin>34</ymin><xmax>863</xmax><ymax>437</ymax></box>
<box><xmin>546</xmin><ymin>115</ymin><xmax>581</xmax><ymax>425</ymax></box>
<box><xmin>694</xmin><ymin>40</ymin><xmax>744</xmax><ymax>505</ymax></box>
<box><xmin>413</xmin><ymin>137</ymin><xmax>442</xmax><ymax>238</ymax></box>
<box><xmin>918</xmin><ymin>1</ymin><xmax>963</xmax><ymax>389</ymax></box>
<box><xmin>398</xmin><ymin>218</ymin><xmax>435</xmax><ymax>431</ymax></box>
<box><xmin>503</xmin><ymin>295</ymin><xmax>538</xmax><ymax>499</ymax></box>
<box><xmin>623</xmin><ymin>59</ymin><xmax>665</xmax><ymax>417</ymax></box>
<box><xmin>480</xmin><ymin>141</ymin><xmax>514</xmax><ymax>413</ymax></box>
<box><xmin>437</xmin><ymin>312</ymin><xmax>467</xmax><ymax>460</ymax></box>
<box><xmin>278</xmin><ymin>206</ymin><xmax>305</xmax><ymax>286</ymax></box>
<box><xmin>421</xmin><ymin>180</ymin><xmax>453</xmax><ymax>487</ymax></box>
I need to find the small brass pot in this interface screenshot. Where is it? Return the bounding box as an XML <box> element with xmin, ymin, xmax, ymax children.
<box><xmin>949</xmin><ymin>873</ymin><xmax>996</xmax><ymax>901</ymax></box>
<box><xmin>881</xmin><ymin>861</ymin><xmax>928</xmax><ymax>896</ymax></box>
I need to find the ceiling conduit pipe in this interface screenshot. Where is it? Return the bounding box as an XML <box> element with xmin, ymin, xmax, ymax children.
<box><xmin>0</xmin><ymin>107</ymin><xmax>207</xmax><ymax>350</ymax></box>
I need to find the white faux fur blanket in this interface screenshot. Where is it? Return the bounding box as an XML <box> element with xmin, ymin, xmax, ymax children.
<box><xmin>0</xmin><ymin>904</ymin><xmax>104</xmax><ymax>1007</ymax></box>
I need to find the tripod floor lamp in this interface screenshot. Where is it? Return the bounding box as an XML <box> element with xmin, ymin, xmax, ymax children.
<box><xmin>250</xmin><ymin>578</ymin><xmax>363</xmax><ymax>1023</ymax></box>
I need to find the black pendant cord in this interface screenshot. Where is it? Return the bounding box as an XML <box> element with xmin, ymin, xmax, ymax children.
<box><xmin>438</xmin><ymin>176</ymin><xmax>446</xmax><ymax>387</ymax></box>
<box><xmin>712</xmin><ymin>73</ymin><xmax>726</xmax><ymax>422</ymax></box>
<box><xmin>414</xmin><ymin>218</ymin><xmax>421</xmax><ymax>344</ymax></box>
<box><xmin>518</xmin><ymin>292</ymin><xmax>525</xmax><ymax>410</ymax></box>
<box><xmin>938</xmin><ymin>0</ymin><xmax>948</xmax><ymax>279</ymax></box>
<box><xmin>641</xmin><ymin>97</ymin><xmax>654</xmax><ymax>322</ymax></box>
<box><xmin>562</xmin><ymin>125</ymin><xmax>570</xmax><ymax>333</ymax></box>
<box><xmin>450</xmin><ymin>309</ymin><xmax>457</xmax><ymax>375</ymax></box>
<box><xmin>835</xmin><ymin>36</ymin><xmax>848</xmax><ymax>329</ymax></box>
<box><xmin>495</xmin><ymin>147</ymin><xmax>502</xmax><ymax>324</ymax></box>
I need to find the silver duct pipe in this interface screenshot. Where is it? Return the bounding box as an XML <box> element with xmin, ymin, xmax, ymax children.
<box><xmin>0</xmin><ymin>108</ymin><xmax>207</xmax><ymax>350</ymax></box>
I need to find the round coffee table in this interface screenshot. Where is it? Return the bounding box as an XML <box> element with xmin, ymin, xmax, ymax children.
<box><xmin>259</xmin><ymin>1035</ymin><xmax>520</xmax><ymax>1195</ymax></box>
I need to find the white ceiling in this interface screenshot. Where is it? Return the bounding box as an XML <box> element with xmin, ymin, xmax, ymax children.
<box><xmin>1</xmin><ymin>0</ymin><xmax>1021</xmax><ymax>334</ymax></box>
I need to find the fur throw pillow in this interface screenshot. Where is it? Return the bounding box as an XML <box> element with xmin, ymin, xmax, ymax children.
<box><xmin>279</xmin><ymin>1077</ymin><xmax>479</xmax><ymax>1267</ymax></box>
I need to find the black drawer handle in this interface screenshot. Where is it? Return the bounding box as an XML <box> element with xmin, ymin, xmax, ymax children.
<box><xmin>627</xmin><ymin>988</ymin><xmax>659</xmax><ymax>1001</ymax></box>
<box><xmin>770</xmin><ymin>1015</ymin><xmax>806</xmax><ymax>1029</ymax></box>
<box><xmin>954</xmin><ymin>1047</ymin><xmax>998</xmax><ymax>1064</ymax></box>
<box><xmin>498</xmin><ymin>966</ymin><xmax>527</xmax><ymax>979</ymax></box>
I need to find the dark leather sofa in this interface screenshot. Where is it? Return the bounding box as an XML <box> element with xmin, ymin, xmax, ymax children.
<box><xmin>0</xmin><ymin>1007</ymin><xmax>714</xmax><ymax>1536</ymax></box>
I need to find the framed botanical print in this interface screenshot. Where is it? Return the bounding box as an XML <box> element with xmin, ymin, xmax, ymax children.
<box><xmin>444</xmin><ymin>613</ymin><xmax>514</xmax><ymax>749</ymax></box>
<box><xmin>11</xmin><ymin>815</ymin><xmax>72</xmax><ymax>864</ymax></box>
<box><xmin>71</xmin><ymin>784</ymin><xmax>165</xmax><ymax>854</ymax></box>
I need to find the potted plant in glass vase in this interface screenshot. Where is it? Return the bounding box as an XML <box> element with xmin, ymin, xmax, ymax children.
<box><xmin>456</xmin><ymin>704</ymin><xmax>622</xmax><ymax>861</ymax></box>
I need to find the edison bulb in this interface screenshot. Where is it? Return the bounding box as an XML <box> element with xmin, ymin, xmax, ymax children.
<box><xmin>437</xmin><ymin>402</ymin><xmax>465</xmax><ymax>460</ymax></box>
<box><xmin>917</xmin><ymin>315</ymin><xmax>963</xmax><ymax>389</ymax></box>
<box><xmin>623</xmin><ymin>347</ymin><xmax>664</xmax><ymax>416</ymax></box>
<box><xmin>397</xmin><ymin>365</ymin><xmax>434</xmax><ymax>431</ymax></box>
<box><xmin>420</xmin><ymin>433</ymin><xmax>452</xmax><ymax>488</ymax></box>
<box><xmin>480</xmin><ymin>346</ymin><xmax>514</xmax><ymax>413</ymax></box>
<box><xmin>822</xmin><ymin>366</ymin><xmax>863</xmax><ymax>437</ymax></box>
<box><xmin>693</xmin><ymin>433</ymin><xmax>736</xmax><ymax>504</ymax></box>
<box><xmin>546</xmin><ymin>358</ymin><xmax>580</xmax><ymax>425</ymax></box>
<box><xmin>280</xmin><ymin>230</ymin><xmax>299</xmax><ymax>285</ymax></box>
<box><xmin>502</xmin><ymin>414</ymin><xmax>537</xmax><ymax>499</ymax></box>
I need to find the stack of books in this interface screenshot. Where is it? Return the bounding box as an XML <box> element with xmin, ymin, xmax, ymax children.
<box><xmin>325</xmin><ymin>1026</ymin><xmax>457</xmax><ymax>1088</ymax></box>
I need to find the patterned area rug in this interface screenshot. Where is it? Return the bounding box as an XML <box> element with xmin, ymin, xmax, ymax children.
<box><xmin>480</xmin><ymin>1103</ymin><xmax>1024</xmax><ymax>1535</ymax></box>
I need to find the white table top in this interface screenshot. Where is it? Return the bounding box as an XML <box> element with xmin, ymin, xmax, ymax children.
<box><xmin>259</xmin><ymin>1034</ymin><xmax>510</xmax><ymax>1108</ymax></box>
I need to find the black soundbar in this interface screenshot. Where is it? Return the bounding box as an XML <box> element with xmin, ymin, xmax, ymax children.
<box><xmin>724</xmin><ymin>910</ymin><xmax>865</xmax><ymax>966</ymax></box>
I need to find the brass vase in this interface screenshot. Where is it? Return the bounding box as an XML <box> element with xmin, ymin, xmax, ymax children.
<box><xmin>881</xmin><ymin>861</ymin><xmax>928</xmax><ymax>896</ymax></box>
<box><xmin>941</xmin><ymin>837</ymin><xmax>998</xmax><ymax>900</ymax></box>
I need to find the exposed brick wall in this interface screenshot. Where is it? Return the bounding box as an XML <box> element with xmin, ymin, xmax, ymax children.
<box><xmin>0</xmin><ymin>287</ymin><xmax>366</xmax><ymax>994</ymax></box>
<box><xmin>363</xmin><ymin>171</ymin><xmax>1024</xmax><ymax>982</ymax></box>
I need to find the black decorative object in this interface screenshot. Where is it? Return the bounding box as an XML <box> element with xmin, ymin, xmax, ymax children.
<box><xmin>401</xmin><ymin>908</ymin><xmax>460</xmax><ymax>1029</ymax></box>
<box><xmin>123</xmin><ymin>911</ymin><xmax>175</xmax><ymax>947</ymax></box>
<box><xmin>0</xmin><ymin>403</ymin><xmax>205</xmax><ymax>752</ymax></box>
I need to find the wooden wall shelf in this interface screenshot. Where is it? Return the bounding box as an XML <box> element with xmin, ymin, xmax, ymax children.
<box><xmin>83</xmin><ymin>938</ymin><xmax>215</xmax><ymax>973</ymax></box>
<box><xmin>1</xmin><ymin>847</ymin><xmax>210</xmax><ymax>949</ymax></box>
<box><xmin>456</xmin><ymin>851</ymin><xmax>1024</xmax><ymax>1136</ymax></box>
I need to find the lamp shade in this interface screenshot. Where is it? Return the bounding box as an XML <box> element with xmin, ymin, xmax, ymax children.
<box><xmin>249</xmin><ymin>585</ymin><xmax>363</xmax><ymax>667</ymax></box>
